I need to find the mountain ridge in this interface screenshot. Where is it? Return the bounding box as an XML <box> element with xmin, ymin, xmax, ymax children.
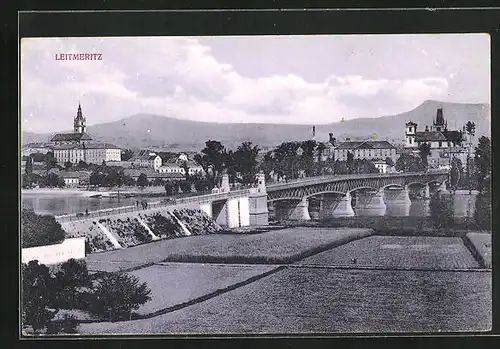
<box><xmin>22</xmin><ymin>100</ymin><xmax>490</xmax><ymax>151</ymax></box>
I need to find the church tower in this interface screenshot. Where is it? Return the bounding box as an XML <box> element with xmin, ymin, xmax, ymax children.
<box><xmin>405</xmin><ymin>121</ymin><xmax>417</xmax><ymax>148</ymax></box>
<box><xmin>73</xmin><ymin>103</ymin><xmax>86</xmax><ymax>134</ymax></box>
<box><xmin>432</xmin><ymin>107</ymin><xmax>445</xmax><ymax>132</ymax></box>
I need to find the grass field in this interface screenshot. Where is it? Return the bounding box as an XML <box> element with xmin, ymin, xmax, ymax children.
<box><xmin>85</xmin><ymin>227</ymin><xmax>373</xmax><ymax>271</ymax></box>
<box><xmin>299</xmin><ymin>236</ymin><xmax>480</xmax><ymax>270</ymax></box>
<box><xmin>127</xmin><ymin>263</ymin><xmax>277</xmax><ymax>316</ymax></box>
<box><xmin>77</xmin><ymin>267</ymin><xmax>491</xmax><ymax>334</ymax></box>
<box><xmin>465</xmin><ymin>233</ymin><xmax>492</xmax><ymax>268</ymax></box>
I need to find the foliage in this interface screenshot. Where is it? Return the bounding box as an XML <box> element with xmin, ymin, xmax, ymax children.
<box><xmin>192</xmin><ymin>174</ymin><xmax>211</xmax><ymax>192</ymax></box>
<box><xmin>429</xmin><ymin>191</ymin><xmax>454</xmax><ymax>230</ymax></box>
<box><xmin>233</xmin><ymin>141</ymin><xmax>260</xmax><ymax>184</ymax></box>
<box><xmin>194</xmin><ymin>140</ymin><xmax>227</xmax><ymax>187</ymax></box>
<box><xmin>45</xmin><ymin>152</ymin><xmax>58</xmax><ymax>170</ymax></box>
<box><xmin>53</xmin><ymin>259</ymin><xmax>91</xmax><ymax>309</ymax></box>
<box><xmin>346</xmin><ymin>151</ymin><xmax>354</xmax><ymax>174</ymax></box>
<box><xmin>179</xmin><ymin>180</ymin><xmax>192</xmax><ymax>193</ymax></box>
<box><xmin>417</xmin><ymin>142</ymin><xmax>431</xmax><ymax>170</ymax></box>
<box><xmin>395</xmin><ymin>153</ymin><xmax>423</xmax><ymax>172</ymax></box>
<box><xmin>300</xmin><ymin>140</ymin><xmax>317</xmax><ymax>177</ymax></box>
<box><xmin>75</xmin><ymin>160</ymin><xmax>89</xmax><ymax>170</ymax></box>
<box><xmin>474</xmin><ymin>175</ymin><xmax>491</xmax><ymax>230</ymax></box>
<box><xmin>137</xmin><ymin>173</ymin><xmax>149</xmax><ymax>187</ymax></box>
<box><xmin>121</xmin><ymin>149</ymin><xmax>135</xmax><ymax>161</ymax></box>
<box><xmin>21</xmin><ymin>261</ymin><xmax>57</xmax><ymax>334</ymax></box>
<box><xmin>30</xmin><ymin>152</ymin><xmax>47</xmax><ymax>163</ymax></box>
<box><xmin>64</xmin><ymin>161</ymin><xmax>73</xmax><ymax>170</ymax></box>
<box><xmin>22</xmin><ymin>209</ymin><xmax>65</xmax><ymax>248</ymax></box>
<box><xmin>385</xmin><ymin>157</ymin><xmax>394</xmax><ymax>167</ymax></box>
<box><xmin>89</xmin><ymin>272</ymin><xmax>152</xmax><ymax>321</ymax></box>
<box><xmin>474</xmin><ymin>136</ymin><xmax>491</xmax><ymax>193</ymax></box>
<box><xmin>259</xmin><ymin>150</ymin><xmax>276</xmax><ymax>181</ymax></box>
<box><xmin>449</xmin><ymin>157</ymin><xmax>463</xmax><ymax>191</ymax></box>
<box><xmin>42</xmin><ymin>172</ymin><xmax>65</xmax><ymax>188</ymax></box>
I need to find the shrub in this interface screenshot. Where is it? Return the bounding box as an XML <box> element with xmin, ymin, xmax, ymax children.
<box><xmin>22</xmin><ymin>209</ymin><xmax>66</xmax><ymax>248</ymax></box>
<box><xmin>88</xmin><ymin>272</ymin><xmax>151</xmax><ymax>322</ymax></box>
<box><xmin>429</xmin><ymin>191</ymin><xmax>454</xmax><ymax>230</ymax></box>
<box><xmin>21</xmin><ymin>261</ymin><xmax>57</xmax><ymax>334</ymax></box>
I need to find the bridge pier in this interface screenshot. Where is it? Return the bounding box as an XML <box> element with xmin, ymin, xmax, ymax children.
<box><xmin>319</xmin><ymin>195</ymin><xmax>342</xmax><ymax>219</ymax></box>
<box><xmin>354</xmin><ymin>190</ymin><xmax>386</xmax><ymax>216</ymax></box>
<box><xmin>274</xmin><ymin>197</ymin><xmax>311</xmax><ymax>221</ymax></box>
<box><xmin>384</xmin><ymin>186</ymin><xmax>411</xmax><ymax>216</ymax></box>
<box><xmin>332</xmin><ymin>192</ymin><xmax>355</xmax><ymax>217</ymax></box>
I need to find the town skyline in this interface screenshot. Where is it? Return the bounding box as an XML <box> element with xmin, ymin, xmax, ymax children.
<box><xmin>21</xmin><ymin>34</ymin><xmax>490</xmax><ymax>133</ymax></box>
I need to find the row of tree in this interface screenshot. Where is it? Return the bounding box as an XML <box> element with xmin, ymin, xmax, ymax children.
<box><xmin>22</xmin><ymin>259</ymin><xmax>151</xmax><ymax>334</ymax></box>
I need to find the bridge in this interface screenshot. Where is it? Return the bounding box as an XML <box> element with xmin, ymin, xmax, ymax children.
<box><xmin>55</xmin><ymin>170</ymin><xmax>449</xmax><ymax>227</ymax></box>
<box><xmin>266</xmin><ymin>171</ymin><xmax>449</xmax><ymax>221</ymax></box>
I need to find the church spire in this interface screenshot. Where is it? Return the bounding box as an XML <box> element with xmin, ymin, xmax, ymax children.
<box><xmin>74</xmin><ymin>102</ymin><xmax>86</xmax><ymax>134</ymax></box>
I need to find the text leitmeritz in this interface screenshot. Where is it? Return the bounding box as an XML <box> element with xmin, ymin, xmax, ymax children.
<box><xmin>55</xmin><ymin>53</ymin><xmax>103</xmax><ymax>61</ymax></box>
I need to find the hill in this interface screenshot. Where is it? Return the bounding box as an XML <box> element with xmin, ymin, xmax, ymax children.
<box><xmin>21</xmin><ymin>100</ymin><xmax>490</xmax><ymax>151</ymax></box>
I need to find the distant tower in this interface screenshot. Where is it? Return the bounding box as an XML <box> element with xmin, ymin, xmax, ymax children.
<box><xmin>312</xmin><ymin>126</ymin><xmax>316</xmax><ymax>140</ymax></box>
<box><xmin>405</xmin><ymin>121</ymin><xmax>418</xmax><ymax>148</ymax></box>
<box><xmin>432</xmin><ymin>107</ymin><xmax>445</xmax><ymax>132</ymax></box>
<box><xmin>73</xmin><ymin>103</ymin><xmax>86</xmax><ymax>134</ymax></box>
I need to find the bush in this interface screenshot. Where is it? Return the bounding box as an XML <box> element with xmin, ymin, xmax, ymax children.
<box><xmin>22</xmin><ymin>209</ymin><xmax>66</xmax><ymax>248</ymax></box>
<box><xmin>429</xmin><ymin>191</ymin><xmax>454</xmax><ymax>230</ymax></box>
<box><xmin>53</xmin><ymin>259</ymin><xmax>91</xmax><ymax>309</ymax></box>
<box><xmin>88</xmin><ymin>272</ymin><xmax>151</xmax><ymax>321</ymax></box>
<box><xmin>22</xmin><ymin>261</ymin><xmax>57</xmax><ymax>334</ymax></box>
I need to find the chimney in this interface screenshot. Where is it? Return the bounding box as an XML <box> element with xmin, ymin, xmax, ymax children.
<box><xmin>329</xmin><ymin>133</ymin><xmax>334</xmax><ymax>142</ymax></box>
<box><xmin>425</xmin><ymin>125</ymin><xmax>429</xmax><ymax>132</ymax></box>
<box><xmin>312</xmin><ymin>126</ymin><xmax>316</xmax><ymax>138</ymax></box>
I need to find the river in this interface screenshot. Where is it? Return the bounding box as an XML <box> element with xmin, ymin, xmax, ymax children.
<box><xmin>22</xmin><ymin>189</ymin><xmax>478</xmax><ymax>218</ymax></box>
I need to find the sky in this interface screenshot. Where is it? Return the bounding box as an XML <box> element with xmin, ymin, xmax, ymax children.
<box><xmin>21</xmin><ymin>34</ymin><xmax>490</xmax><ymax>133</ymax></box>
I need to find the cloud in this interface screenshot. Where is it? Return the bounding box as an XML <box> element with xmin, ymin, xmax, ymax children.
<box><xmin>21</xmin><ymin>36</ymin><xmax>459</xmax><ymax>133</ymax></box>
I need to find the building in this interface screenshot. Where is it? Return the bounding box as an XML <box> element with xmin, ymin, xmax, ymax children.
<box><xmin>158</xmin><ymin>161</ymin><xmax>205</xmax><ymax>176</ymax></box>
<box><xmin>333</xmin><ymin>139</ymin><xmax>397</xmax><ymax>162</ymax></box>
<box><xmin>50</xmin><ymin>103</ymin><xmax>121</xmax><ymax>164</ymax></box>
<box><xmin>373</xmin><ymin>160</ymin><xmax>389</xmax><ymax>174</ymax></box>
<box><xmin>60</xmin><ymin>171</ymin><xmax>80</xmax><ymax>187</ymax></box>
<box><xmin>404</xmin><ymin>107</ymin><xmax>468</xmax><ymax>167</ymax></box>
<box><xmin>129</xmin><ymin>153</ymin><xmax>163</xmax><ymax>170</ymax></box>
<box><xmin>123</xmin><ymin>168</ymin><xmax>185</xmax><ymax>183</ymax></box>
<box><xmin>21</xmin><ymin>143</ymin><xmax>53</xmax><ymax>157</ymax></box>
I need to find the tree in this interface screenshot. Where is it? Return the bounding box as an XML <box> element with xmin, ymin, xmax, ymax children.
<box><xmin>53</xmin><ymin>259</ymin><xmax>91</xmax><ymax>309</ymax></box>
<box><xmin>121</xmin><ymin>149</ymin><xmax>134</xmax><ymax>161</ymax></box>
<box><xmin>75</xmin><ymin>160</ymin><xmax>89</xmax><ymax>170</ymax></box>
<box><xmin>395</xmin><ymin>153</ymin><xmax>421</xmax><ymax>172</ymax></box>
<box><xmin>45</xmin><ymin>152</ymin><xmax>58</xmax><ymax>170</ymax></box>
<box><xmin>104</xmin><ymin>169</ymin><xmax>124</xmax><ymax>187</ymax></box>
<box><xmin>89</xmin><ymin>170</ymin><xmax>105</xmax><ymax>187</ymax></box>
<box><xmin>418</xmin><ymin>142</ymin><xmax>431</xmax><ymax>171</ymax></box>
<box><xmin>64</xmin><ymin>161</ymin><xmax>73</xmax><ymax>171</ymax></box>
<box><xmin>449</xmin><ymin>157</ymin><xmax>463</xmax><ymax>192</ymax></box>
<box><xmin>346</xmin><ymin>151</ymin><xmax>354</xmax><ymax>174</ymax></box>
<box><xmin>179</xmin><ymin>180</ymin><xmax>192</xmax><ymax>193</ymax></box>
<box><xmin>22</xmin><ymin>261</ymin><xmax>57</xmax><ymax>334</ymax></box>
<box><xmin>233</xmin><ymin>141</ymin><xmax>260</xmax><ymax>184</ymax></box>
<box><xmin>474</xmin><ymin>174</ymin><xmax>491</xmax><ymax>230</ymax></box>
<box><xmin>429</xmin><ymin>191</ymin><xmax>454</xmax><ymax>230</ymax></box>
<box><xmin>30</xmin><ymin>152</ymin><xmax>46</xmax><ymax>163</ymax></box>
<box><xmin>137</xmin><ymin>173</ymin><xmax>149</xmax><ymax>187</ymax></box>
<box><xmin>25</xmin><ymin>156</ymin><xmax>33</xmax><ymax>175</ymax></box>
<box><xmin>164</xmin><ymin>181</ymin><xmax>175</xmax><ymax>196</ymax></box>
<box><xmin>22</xmin><ymin>209</ymin><xmax>66</xmax><ymax>248</ymax></box>
<box><xmin>152</xmin><ymin>177</ymin><xmax>165</xmax><ymax>187</ymax></box>
<box><xmin>474</xmin><ymin>136</ymin><xmax>491</xmax><ymax>193</ymax></box>
<box><xmin>42</xmin><ymin>172</ymin><xmax>65</xmax><ymax>188</ymax></box>
<box><xmin>273</xmin><ymin>141</ymin><xmax>301</xmax><ymax>180</ymax></box>
<box><xmin>89</xmin><ymin>272</ymin><xmax>151</xmax><ymax>321</ymax></box>
<box><xmin>316</xmin><ymin>142</ymin><xmax>327</xmax><ymax>162</ymax></box>
<box><xmin>300</xmin><ymin>140</ymin><xmax>317</xmax><ymax>177</ymax></box>
<box><xmin>259</xmin><ymin>150</ymin><xmax>276</xmax><ymax>182</ymax></box>
<box><xmin>194</xmin><ymin>140</ymin><xmax>227</xmax><ymax>187</ymax></box>
<box><xmin>385</xmin><ymin>157</ymin><xmax>394</xmax><ymax>167</ymax></box>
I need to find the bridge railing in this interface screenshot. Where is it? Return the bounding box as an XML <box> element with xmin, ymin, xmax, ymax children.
<box><xmin>55</xmin><ymin>188</ymin><xmax>253</xmax><ymax>223</ymax></box>
<box><xmin>266</xmin><ymin>171</ymin><xmax>448</xmax><ymax>190</ymax></box>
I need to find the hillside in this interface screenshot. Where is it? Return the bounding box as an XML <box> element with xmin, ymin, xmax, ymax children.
<box><xmin>21</xmin><ymin>100</ymin><xmax>490</xmax><ymax>151</ymax></box>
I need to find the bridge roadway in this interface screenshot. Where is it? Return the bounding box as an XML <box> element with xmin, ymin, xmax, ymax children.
<box><xmin>266</xmin><ymin>170</ymin><xmax>449</xmax><ymax>221</ymax></box>
<box><xmin>55</xmin><ymin>170</ymin><xmax>448</xmax><ymax>223</ymax></box>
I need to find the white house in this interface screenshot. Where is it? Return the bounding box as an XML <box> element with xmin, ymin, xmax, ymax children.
<box><xmin>373</xmin><ymin>160</ymin><xmax>389</xmax><ymax>174</ymax></box>
<box><xmin>130</xmin><ymin>154</ymin><xmax>162</xmax><ymax>170</ymax></box>
<box><xmin>60</xmin><ymin>171</ymin><xmax>80</xmax><ymax>187</ymax></box>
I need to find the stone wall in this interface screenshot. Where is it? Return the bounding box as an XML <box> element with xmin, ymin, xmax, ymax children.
<box><xmin>61</xmin><ymin>204</ymin><xmax>223</xmax><ymax>254</ymax></box>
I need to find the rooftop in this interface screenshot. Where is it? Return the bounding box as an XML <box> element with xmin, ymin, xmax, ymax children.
<box><xmin>50</xmin><ymin>132</ymin><xmax>93</xmax><ymax>142</ymax></box>
<box><xmin>335</xmin><ymin>140</ymin><xmax>396</xmax><ymax>150</ymax></box>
